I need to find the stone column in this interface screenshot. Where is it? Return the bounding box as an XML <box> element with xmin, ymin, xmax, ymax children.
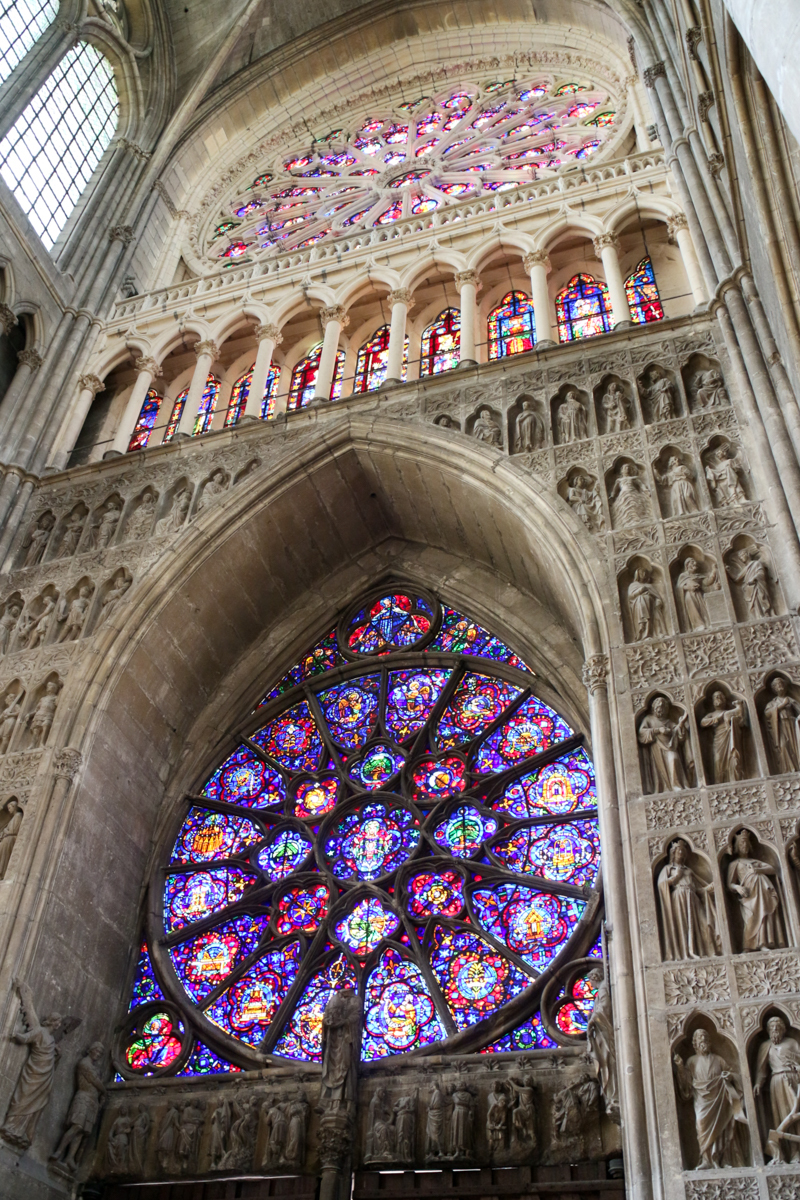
<box><xmin>593</xmin><ymin>235</ymin><xmax>631</xmax><ymax>328</ymax></box>
<box><xmin>384</xmin><ymin>291</ymin><xmax>411</xmax><ymax>385</ymax></box>
<box><xmin>523</xmin><ymin>250</ymin><xmax>555</xmax><ymax>347</ymax></box>
<box><xmin>49</xmin><ymin>373</ymin><xmax>105</xmax><ymax>468</ymax></box>
<box><xmin>244</xmin><ymin>324</ymin><xmax>283</xmax><ymax>419</ymax></box>
<box><xmin>454</xmin><ymin>272</ymin><xmax>478</xmax><ymax>365</ymax></box>
<box><xmin>176</xmin><ymin>340</ymin><xmax>217</xmax><ymax>436</ymax></box>
<box><xmin>0</xmin><ymin>348</ymin><xmax>43</xmax><ymax>444</ymax></box>
<box><xmin>722</xmin><ymin>0</ymin><xmax>800</xmax><ymax>146</ymax></box>
<box><xmin>110</xmin><ymin>358</ymin><xmax>160</xmax><ymax>454</ymax></box>
<box><xmin>314</xmin><ymin>306</ymin><xmax>348</xmax><ymax>401</ymax></box>
<box><xmin>667</xmin><ymin>214</ymin><xmax>708</xmax><ymax>306</ymax></box>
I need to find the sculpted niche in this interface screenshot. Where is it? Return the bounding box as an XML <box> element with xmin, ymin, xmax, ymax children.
<box><xmin>695</xmin><ymin>684</ymin><xmax>753</xmax><ymax>784</ymax></box>
<box><xmin>672</xmin><ymin>1023</ymin><xmax>749</xmax><ymax>1169</ymax></box>
<box><xmin>670</xmin><ymin>546</ymin><xmax>721</xmax><ymax>632</ymax></box>
<box><xmin>594</xmin><ymin>374</ymin><xmax>634</xmax><ymax>434</ymax></box>
<box><xmin>637</xmin><ymin>694</ymin><xmax>696</xmax><ymax>793</ymax></box>
<box><xmin>638</xmin><ymin>362</ymin><xmax>681</xmax><ymax>423</ymax></box>
<box><xmin>753</xmin><ymin>1014</ymin><xmax>800</xmax><ymax>1163</ymax></box>
<box><xmin>656</xmin><ymin>838</ymin><xmax>720</xmax><ymax>961</ymax></box>
<box><xmin>652</xmin><ymin>447</ymin><xmax>701</xmax><ymax>518</ymax></box>
<box><xmin>551</xmin><ymin>384</ymin><xmax>590</xmax><ymax>443</ymax></box>
<box><xmin>619</xmin><ymin>555</ymin><xmax>669</xmax><ymax>642</ymax></box>
<box><xmin>724</xmin><ymin>537</ymin><xmax>779</xmax><ymax>621</ymax></box>
<box><xmin>758</xmin><ymin>673</ymin><xmax>800</xmax><ymax>775</ymax></box>
<box><xmin>703</xmin><ymin>437</ymin><xmax>748</xmax><ymax>508</ymax></box>
<box><xmin>510</xmin><ymin>394</ymin><xmax>546</xmax><ymax>452</ymax></box>
<box><xmin>606</xmin><ymin>459</ymin><xmax>652</xmax><ymax>529</ymax></box>
<box><xmin>723</xmin><ymin>828</ymin><xmax>787</xmax><ymax>952</ymax></box>
<box><xmin>682</xmin><ymin>353</ymin><xmax>730</xmax><ymax>412</ymax></box>
<box><xmin>559</xmin><ymin>468</ymin><xmax>605</xmax><ymax>532</ymax></box>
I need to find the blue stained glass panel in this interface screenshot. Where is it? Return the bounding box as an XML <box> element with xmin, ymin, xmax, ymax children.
<box><xmin>385</xmin><ymin>669</ymin><xmax>451</xmax><ymax>741</ymax></box>
<box><xmin>206</xmin><ymin>941</ymin><xmax>303</xmax><ymax>1047</ymax></box>
<box><xmin>407</xmin><ymin>869</ymin><xmax>464</xmax><ymax>919</ymax></box>
<box><xmin>362</xmin><ymin>946</ymin><xmax>446</xmax><ymax>1060</ymax></box>
<box><xmin>275</xmin><ymin>882</ymin><xmax>329</xmax><ymax>935</ymax></box>
<box><xmin>318</xmin><ymin>676</ymin><xmax>380</xmax><ymax>749</ymax></box>
<box><xmin>482</xmin><ymin>1011</ymin><xmax>557</xmax><ymax>1053</ymax></box>
<box><xmin>429</xmin><ymin>925</ymin><xmax>530</xmax><ymax>1028</ymax></box>
<box><xmin>347</xmin><ymin>593</ymin><xmax>433</xmax><ymax>653</ymax></box>
<box><xmin>324</xmin><ymin>802</ymin><xmax>420</xmax><ymax>881</ymax></box>
<box><xmin>202</xmin><ymin>746</ymin><xmax>285</xmax><ymax>810</ymax></box>
<box><xmin>490</xmin><ymin>817</ymin><xmax>600</xmax><ymax>887</ymax></box>
<box><xmin>169</xmin><ymin>914</ymin><xmax>268</xmax><ymax>1003</ymax></box>
<box><xmin>261</xmin><ymin>630</ymin><xmax>343</xmax><ymax>702</ymax></box>
<box><xmin>473</xmin><ymin>696</ymin><xmax>573</xmax><ymax>773</ymax></box>
<box><xmin>334</xmin><ymin>896</ymin><xmax>399</xmax><ymax>956</ymax></box>
<box><xmin>129</xmin><ymin>943</ymin><xmax>166</xmax><ymax>1010</ymax></box>
<box><xmin>251</xmin><ymin>701</ymin><xmax>323</xmax><ymax>771</ymax></box>
<box><xmin>436</xmin><ymin>673</ymin><xmax>523</xmax><ymax>748</ymax></box>
<box><xmin>493</xmin><ymin>749</ymin><xmax>596</xmax><ymax>818</ymax></box>
<box><xmin>348</xmin><ymin>743</ymin><xmax>405</xmax><ymax>790</ymax></box>
<box><xmin>273</xmin><ymin>955</ymin><xmax>358</xmax><ymax>1060</ymax></box>
<box><xmin>170</xmin><ymin>808</ymin><xmax>262</xmax><ymax>865</ymax></box>
<box><xmin>176</xmin><ymin>1042</ymin><xmax>243</xmax><ymax>1075</ymax></box>
<box><xmin>429</xmin><ymin>607</ymin><xmax>532</xmax><ymax>672</ymax></box>
<box><xmin>471</xmin><ymin>884</ymin><xmax>586</xmax><ymax>972</ymax></box>
<box><xmin>164</xmin><ymin>867</ymin><xmax>256</xmax><ymax>933</ymax></box>
<box><xmin>257</xmin><ymin>827</ymin><xmax>313</xmax><ymax>880</ymax></box>
<box><xmin>432</xmin><ymin>805</ymin><xmax>498</xmax><ymax>857</ymax></box>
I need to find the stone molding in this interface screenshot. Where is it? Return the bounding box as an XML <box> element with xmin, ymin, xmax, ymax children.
<box><xmin>109</xmin><ymin>225</ymin><xmax>135</xmax><ymax>246</ymax></box>
<box><xmin>388</xmin><ymin>288</ymin><xmax>413</xmax><ymax>307</ymax></box>
<box><xmin>453</xmin><ymin>272</ymin><xmax>479</xmax><ymax>290</ymax></box>
<box><xmin>133</xmin><ymin>357</ymin><xmax>160</xmax><ymax>378</ymax></box>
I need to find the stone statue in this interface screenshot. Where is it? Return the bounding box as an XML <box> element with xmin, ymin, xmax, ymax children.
<box><xmin>177</xmin><ymin>1099</ymin><xmax>204</xmax><ymax>1169</ymax></box>
<box><xmin>434</xmin><ymin>413</ymin><xmax>455</xmax><ymax>428</ymax></box>
<box><xmin>197</xmin><ymin>469</ymin><xmax>229</xmax><ymax>511</ymax></box>
<box><xmin>285</xmin><ymin>1091</ymin><xmax>309</xmax><ymax>1167</ymax></box>
<box><xmin>57</xmin><ymin>511</ymin><xmax>85</xmax><ymax>558</ymax></box>
<box><xmin>557</xmin><ymin>390</ymin><xmax>587</xmax><ymax>442</ymax></box>
<box><xmin>51</xmin><ymin>1042</ymin><xmax>106</xmax><ymax>1173</ymax></box>
<box><xmin>657</xmin><ymin>838</ymin><xmax>719</xmax><ymax>960</ymax></box>
<box><xmin>425</xmin><ymin>1080</ymin><xmax>448</xmax><ymax>1158</ymax></box>
<box><xmin>755</xmin><ymin>1017</ymin><xmax>800</xmax><ymax>1163</ymax></box>
<box><xmin>566</xmin><ymin>472</ymin><xmax>604</xmax><ymax>532</ymax></box>
<box><xmin>263</xmin><ymin>1094</ymin><xmax>289</xmax><ymax>1166</ymax></box>
<box><xmin>763</xmin><ymin>677</ymin><xmax>800</xmax><ymax>773</ymax></box>
<box><xmin>727</xmin><ymin>829</ymin><xmax>785</xmax><ymax>951</ymax></box>
<box><xmin>726</xmin><ymin>546</ymin><xmax>774</xmax><ymax>618</ymax></box>
<box><xmin>0</xmin><ymin>690</ymin><xmax>22</xmax><ymax>755</ymax></box>
<box><xmin>449</xmin><ymin>1082</ymin><xmax>475</xmax><ymax>1158</ymax></box>
<box><xmin>220</xmin><ymin>1096</ymin><xmax>257</xmax><ymax>1169</ymax></box>
<box><xmin>675</xmin><ymin>556</ymin><xmax>718</xmax><ymax>630</ymax></box>
<box><xmin>0</xmin><ymin>601</ymin><xmax>22</xmax><ymax>654</ymax></box>
<box><xmin>654</xmin><ymin>456</ymin><xmax>699</xmax><ymax>515</ymax></box>
<box><xmin>96</xmin><ymin>572</ymin><xmax>132</xmax><ymax>628</ymax></box>
<box><xmin>28</xmin><ymin>680</ymin><xmax>60</xmax><ymax>748</ymax></box>
<box><xmin>700</xmin><ymin>691</ymin><xmax>746</xmax><ymax>784</ymax></box>
<box><xmin>507</xmin><ymin>1075</ymin><xmax>536</xmax><ymax>1147</ymax></box>
<box><xmin>393</xmin><ymin>1092</ymin><xmax>416</xmax><ymax>1162</ymax></box>
<box><xmin>586</xmin><ymin>969</ymin><xmax>620</xmax><ymax>1123</ymax></box>
<box><xmin>130</xmin><ymin>1103</ymin><xmax>150</xmax><ymax>1174</ymax></box>
<box><xmin>601</xmin><ymin>382</ymin><xmax>629</xmax><ymax>432</ymax></box>
<box><xmin>705</xmin><ymin>444</ymin><xmax>746</xmax><ymax>506</ymax></box>
<box><xmin>106</xmin><ymin>1104</ymin><xmax>134</xmax><ymax>1172</ymax></box>
<box><xmin>86</xmin><ymin>501</ymin><xmax>122</xmax><ymax>550</ymax></box>
<box><xmin>56</xmin><ymin>585</ymin><xmax>93</xmax><ymax>643</ymax></box>
<box><xmin>22</xmin><ymin>513</ymin><xmax>54</xmax><ymax>567</ymax></box>
<box><xmin>157</xmin><ymin>1104</ymin><xmax>181</xmax><ymax>1172</ymax></box>
<box><xmin>644</xmin><ymin>366</ymin><xmax>676</xmax><ymax>422</ymax></box>
<box><xmin>626</xmin><ymin>567</ymin><xmax>667</xmax><ymax>640</ymax></box>
<box><xmin>365</xmin><ymin>1085</ymin><xmax>395</xmax><ymax>1161</ymax></box>
<box><xmin>638</xmin><ymin>696</ymin><xmax>693</xmax><ymax>792</ymax></box>
<box><xmin>609</xmin><ymin>463</ymin><xmax>650</xmax><ymax>527</ymax></box>
<box><xmin>473</xmin><ymin>408</ymin><xmax>502</xmax><ymax>447</ymax></box>
<box><xmin>125</xmin><ymin>493</ymin><xmax>156</xmax><ymax>540</ymax></box>
<box><xmin>27</xmin><ymin>595</ymin><xmax>56</xmax><ymax>648</ymax></box>
<box><xmin>486</xmin><ymin>1080</ymin><xmax>509</xmax><ymax>1154</ymax></box>
<box><xmin>552</xmin><ymin>1067</ymin><xmax>598</xmax><ymax>1156</ymax></box>
<box><xmin>692</xmin><ymin>368</ymin><xmax>729</xmax><ymax>410</ymax></box>
<box><xmin>209</xmin><ymin>1098</ymin><xmax>230</xmax><ymax>1169</ymax></box>
<box><xmin>1</xmin><ymin>979</ymin><xmax>78</xmax><ymax>1150</ymax></box>
<box><xmin>156</xmin><ymin>486</ymin><xmax>191</xmax><ymax>535</ymax></box>
<box><xmin>320</xmin><ymin>988</ymin><xmax>360</xmax><ymax>1107</ymax></box>
<box><xmin>673</xmin><ymin>1029</ymin><xmax>747</xmax><ymax>1169</ymax></box>
<box><xmin>514</xmin><ymin>399</ymin><xmax>545</xmax><ymax>451</ymax></box>
<box><xmin>0</xmin><ymin>798</ymin><xmax>22</xmax><ymax>878</ymax></box>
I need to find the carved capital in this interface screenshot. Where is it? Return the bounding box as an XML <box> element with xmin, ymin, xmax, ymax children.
<box><xmin>388</xmin><ymin>288</ymin><xmax>413</xmax><ymax>307</ymax></box>
<box><xmin>697</xmin><ymin>90</ymin><xmax>715</xmax><ymax>122</ymax></box>
<box><xmin>643</xmin><ymin>61</ymin><xmax>666</xmax><ymax>89</ymax></box>
<box><xmin>109</xmin><ymin>225</ymin><xmax>135</xmax><ymax>246</ymax></box>
<box><xmin>257</xmin><ymin>322</ymin><xmax>283</xmax><ymax>346</ymax></box>
<box><xmin>593</xmin><ymin>234</ymin><xmax>620</xmax><ymax>258</ymax></box>
<box><xmin>133</xmin><ymin>356</ymin><xmax>159</xmax><ymax>378</ymax></box>
<box><xmin>0</xmin><ymin>303</ymin><xmax>18</xmax><ymax>335</ymax></box>
<box><xmin>582</xmin><ymin>655</ymin><xmax>609</xmax><ymax>693</ymax></box>
<box><xmin>194</xmin><ymin>340</ymin><xmax>218</xmax><ymax>360</ymax></box>
<box><xmin>320</xmin><ymin>305</ymin><xmax>348</xmax><ymax>329</ymax></box>
<box><xmin>707</xmin><ymin>152</ymin><xmax>725</xmax><ymax>178</ymax></box>
<box><xmin>627</xmin><ymin>34</ymin><xmax>637</xmax><ymax>74</ymax></box>
<box><xmin>53</xmin><ymin>748</ymin><xmax>82</xmax><ymax>781</ymax></box>
<box><xmin>78</xmin><ymin>373</ymin><xmax>103</xmax><ymax>395</ymax></box>
<box><xmin>453</xmin><ymin>271</ymin><xmax>478</xmax><ymax>290</ymax></box>
<box><xmin>18</xmin><ymin>349</ymin><xmax>43</xmax><ymax>371</ymax></box>
<box><xmin>666</xmin><ymin>213</ymin><xmax>689</xmax><ymax>243</ymax></box>
<box><xmin>115</xmin><ymin>136</ymin><xmax>151</xmax><ymax>161</ymax></box>
<box><xmin>685</xmin><ymin>27</ymin><xmax>702</xmax><ymax>60</ymax></box>
<box><xmin>523</xmin><ymin>250</ymin><xmax>550</xmax><ymax>272</ymax></box>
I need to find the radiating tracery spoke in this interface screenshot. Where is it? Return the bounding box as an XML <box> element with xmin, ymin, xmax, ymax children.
<box><xmin>123</xmin><ymin>590</ymin><xmax>602</xmax><ymax>1076</ymax></box>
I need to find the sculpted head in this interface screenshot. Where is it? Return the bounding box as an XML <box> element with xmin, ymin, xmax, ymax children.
<box><xmin>43</xmin><ymin>1013</ymin><xmax>63</xmax><ymax>1031</ymax></box>
<box><xmin>634</xmin><ymin>567</ymin><xmax>649</xmax><ymax>582</ymax></box>
<box><xmin>621</xmin><ymin>463</ymin><xmax>635</xmax><ymax>477</ymax></box>
<box><xmin>734</xmin><ymin>829</ymin><xmax>752</xmax><ymax>857</ymax></box>
<box><xmin>711</xmin><ymin>690</ymin><xmax>727</xmax><ymax>711</ymax></box>
<box><xmin>45</xmin><ymin>681</ymin><xmax>59</xmax><ymax>695</ymax></box>
<box><xmin>89</xmin><ymin>1041</ymin><xmax>104</xmax><ymax>1060</ymax></box>
<box><xmin>480</xmin><ymin>408</ymin><xmax>491</xmax><ymax>419</ymax></box>
<box><xmin>670</xmin><ymin>838</ymin><xmax>689</xmax><ymax>864</ymax></box>
<box><xmin>692</xmin><ymin>1029</ymin><xmax>711</xmax><ymax>1055</ymax></box>
<box><xmin>587</xmin><ymin>967</ymin><xmax>604</xmax><ymax>986</ymax></box>
<box><xmin>5</xmin><ymin>798</ymin><xmax>19</xmax><ymax>816</ymax></box>
<box><xmin>652</xmin><ymin>696</ymin><xmax>669</xmax><ymax>719</ymax></box>
<box><xmin>768</xmin><ymin>1016</ymin><xmax>787</xmax><ymax>1044</ymax></box>
<box><xmin>684</xmin><ymin>557</ymin><xmax>699</xmax><ymax>574</ymax></box>
<box><xmin>771</xmin><ymin>677</ymin><xmax>788</xmax><ymax>697</ymax></box>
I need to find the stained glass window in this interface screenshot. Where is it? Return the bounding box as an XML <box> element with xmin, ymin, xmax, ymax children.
<box><xmin>354</xmin><ymin>325</ymin><xmax>408</xmax><ymax>391</ymax></box>
<box><xmin>0</xmin><ymin>1</ymin><xmax>58</xmax><ymax>86</ymax></box>
<box><xmin>555</xmin><ymin>273</ymin><xmax>612</xmax><ymax>342</ymax></box>
<box><xmin>420</xmin><ymin>309</ymin><xmax>461</xmax><ymax>376</ymax></box>
<box><xmin>288</xmin><ymin>345</ymin><xmax>345</xmax><ymax>410</ymax></box>
<box><xmin>192</xmin><ymin>374</ymin><xmax>221</xmax><ymax>436</ymax></box>
<box><xmin>624</xmin><ymin>257</ymin><xmax>664</xmax><ymax>325</ymax></box>
<box><xmin>120</xmin><ymin>586</ymin><xmax>602</xmax><ymax>1077</ymax></box>
<box><xmin>225</xmin><ymin>363</ymin><xmax>279</xmax><ymax>426</ymax></box>
<box><xmin>127</xmin><ymin>388</ymin><xmax>162</xmax><ymax>452</ymax></box>
<box><xmin>488</xmin><ymin>291</ymin><xmax>536</xmax><ymax>359</ymax></box>
<box><xmin>162</xmin><ymin>387</ymin><xmax>188</xmax><ymax>444</ymax></box>
<box><xmin>0</xmin><ymin>42</ymin><xmax>118</xmax><ymax>250</ymax></box>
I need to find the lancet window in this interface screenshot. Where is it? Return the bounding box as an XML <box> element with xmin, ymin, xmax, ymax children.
<box><xmin>354</xmin><ymin>325</ymin><xmax>408</xmax><ymax>392</ymax></box>
<box><xmin>624</xmin><ymin>257</ymin><xmax>664</xmax><ymax>325</ymax></box>
<box><xmin>419</xmin><ymin>309</ymin><xmax>460</xmax><ymax>376</ymax></box>
<box><xmin>117</xmin><ymin>586</ymin><xmax>603</xmax><ymax>1078</ymax></box>
<box><xmin>0</xmin><ymin>0</ymin><xmax>58</xmax><ymax>84</ymax></box>
<box><xmin>225</xmin><ymin>364</ymin><xmax>279</xmax><ymax>426</ymax></box>
<box><xmin>488</xmin><ymin>291</ymin><xmax>536</xmax><ymax>359</ymax></box>
<box><xmin>556</xmin><ymin>273</ymin><xmax>612</xmax><ymax>342</ymax></box>
<box><xmin>127</xmin><ymin>389</ymin><xmax>162</xmax><ymax>453</ymax></box>
<box><xmin>193</xmin><ymin>376</ymin><xmax>221</xmax><ymax>435</ymax></box>
<box><xmin>0</xmin><ymin>41</ymin><xmax>118</xmax><ymax>249</ymax></box>
<box><xmin>288</xmin><ymin>345</ymin><xmax>345</xmax><ymax>410</ymax></box>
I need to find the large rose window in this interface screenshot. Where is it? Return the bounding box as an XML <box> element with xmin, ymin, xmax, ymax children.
<box><xmin>210</xmin><ymin>77</ymin><xmax>618</xmax><ymax>261</ymax></box>
<box><xmin>118</xmin><ymin>589</ymin><xmax>602</xmax><ymax>1079</ymax></box>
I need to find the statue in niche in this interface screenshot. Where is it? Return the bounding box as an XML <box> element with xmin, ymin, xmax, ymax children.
<box><xmin>763</xmin><ymin>677</ymin><xmax>800</xmax><ymax>773</ymax></box>
<box><xmin>365</xmin><ymin>1085</ymin><xmax>395</xmax><ymax>1161</ymax></box>
<box><xmin>514</xmin><ymin>399</ymin><xmax>545</xmax><ymax>451</ymax></box>
<box><xmin>57</xmin><ymin>511</ymin><xmax>85</xmax><ymax>559</ymax></box>
<box><xmin>156</xmin><ymin>486</ymin><xmax>191</xmax><ymax>536</ymax></box>
<box><xmin>486</xmin><ymin>1081</ymin><xmax>509</xmax><ymax>1154</ymax></box>
<box><xmin>261</xmin><ymin>1095</ymin><xmax>285</xmax><ymax>1166</ymax></box>
<box><xmin>755</xmin><ymin>1016</ymin><xmax>800</xmax><ymax>1163</ymax></box>
<box><xmin>658</xmin><ymin>839</ymin><xmax>719</xmax><ymax>960</ymax></box>
<box><xmin>0</xmin><ymin>691</ymin><xmax>22</xmax><ymax>755</ymax></box>
<box><xmin>209</xmin><ymin>1098</ymin><xmax>230</xmax><ymax>1169</ymax></box>
<box><xmin>85</xmin><ymin>500</ymin><xmax>122</xmax><ymax>551</ymax></box>
<box><xmin>692</xmin><ymin>368</ymin><xmax>729</xmax><ymax>410</ymax></box>
<box><xmin>449</xmin><ymin>1081</ymin><xmax>475</xmax><ymax>1158</ymax></box>
<box><xmin>473</xmin><ymin>408</ymin><xmax>502</xmax><ymax>447</ymax></box>
<box><xmin>177</xmin><ymin>1099</ymin><xmax>204</xmax><ymax>1170</ymax></box>
<box><xmin>434</xmin><ymin>413</ymin><xmax>455</xmax><ymax>429</ymax></box>
<box><xmin>566</xmin><ymin>472</ymin><xmax>604</xmax><ymax>532</ymax></box>
<box><xmin>197</xmin><ymin>469</ymin><xmax>230</xmax><ymax>511</ymax></box>
<box><xmin>96</xmin><ymin>572</ymin><xmax>132</xmax><ymax>628</ymax></box>
<box><xmin>638</xmin><ymin>696</ymin><xmax>693</xmax><ymax>792</ymax></box>
<box><xmin>558</xmin><ymin>390</ymin><xmax>587</xmax><ymax>442</ymax></box>
<box><xmin>221</xmin><ymin>1096</ymin><xmax>258</xmax><ymax>1169</ymax></box>
<box><xmin>673</xmin><ymin>1029</ymin><xmax>747</xmax><ymax>1169</ymax></box>
<box><xmin>425</xmin><ymin>1080</ymin><xmax>448</xmax><ymax>1158</ymax></box>
<box><xmin>700</xmin><ymin>691</ymin><xmax>747</xmax><ymax>784</ymax></box>
<box><xmin>654</xmin><ymin>456</ymin><xmax>699</xmax><ymax>516</ymax></box>
<box><xmin>285</xmin><ymin>1091</ymin><xmax>309</xmax><ymax>1167</ymax></box>
<box><xmin>27</xmin><ymin>594</ymin><xmax>56</xmax><ymax>648</ymax></box>
<box><xmin>601</xmin><ymin>381</ymin><xmax>629</xmax><ymax>432</ymax></box>
<box><xmin>675</xmin><ymin>556</ymin><xmax>718</xmax><ymax>630</ymax></box>
<box><xmin>705</xmin><ymin>445</ymin><xmax>746</xmax><ymax>506</ymax></box>
<box><xmin>22</xmin><ymin>513</ymin><xmax>54</xmax><ymax>567</ymax></box>
<box><xmin>507</xmin><ymin>1075</ymin><xmax>536</xmax><ymax>1147</ymax></box>
<box><xmin>586</xmin><ymin>968</ymin><xmax>620</xmax><ymax>1123</ymax></box>
<box><xmin>28</xmin><ymin>680</ymin><xmax>60</xmax><ymax>748</ymax></box>
<box><xmin>393</xmin><ymin>1092</ymin><xmax>416</xmax><ymax>1162</ymax></box>
<box><xmin>319</xmin><ymin>988</ymin><xmax>360</xmax><ymax>1109</ymax></box>
<box><xmin>626</xmin><ymin>567</ymin><xmax>667</xmax><ymax>640</ymax></box>
<box><xmin>643</xmin><ymin>366</ymin><xmax>676</xmax><ymax>422</ymax></box>
<box><xmin>0</xmin><ymin>798</ymin><xmax>22</xmax><ymax>877</ymax></box>
<box><xmin>157</xmin><ymin>1104</ymin><xmax>181</xmax><ymax>1172</ymax></box>
<box><xmin>727</xmin><ymin>829</ymin><xmax>785</xmax><ymax>951</ymax></box>
<box><xmin>56</xmin><ymin>586</ymin><xmax>92</xmax><ymax>643</ymax></box>
<box><xmin>726</xmin><ymin>546</ymin><xmax>774</xmax><ymax>618</ymax></box>
<box><xmin>1</xmin><ymin>979</ymin><xmax>78</xmax><ymax>1150</ymax></box>
<box><xmin>0</xmin><ymin>601</ymin><xmax>22</xmax><ymax>654</ymax></box>
<box><xmin>552</xmin><ymin>1066</ymin><xmax>598</xmax><ymax>1157</ymax></box>
<box><xmin>51</xmin><ymin>1042</ymin><xmax>106</xmax><ymax>1174</ymax></box>
<box><xmin>609</xmin><ymin>463</ymin><xmax>650</xmax><ymax>527</ymax></box>
<box><xmin>106</xmin><ymin>1105</ymin><xmax>133</xmax><ymax>1171</ymax></box>
<box><xmin>130</xmin><ymin>1104</ymin><xmax>150</xmax><ymax>1174</ymax></box>
<box><xmin>125</xmin><ymin>493</ymin><xmax>156</xmax><ymax>541</ymax></box>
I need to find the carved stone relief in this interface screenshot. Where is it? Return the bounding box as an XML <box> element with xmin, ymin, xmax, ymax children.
<box><xmin>559</xmin><ymin>468</ymin><xmax>605</xmax><ymax>532</ymax></box>
<box><xmin>637</xmin><ymin>693</ymin><xmax>695</xmax><ymax>792</ymax></box>
<box><xmin>656</xmin><ymin>837</ymin><xmax>720</xmax><ymax>960</ymax></box>
<box><xmin>723</xmin><ymin>828</ymin><xmax>787</xmax><ymax>952</ymax></box>
<box><xmin>606</xmin><ymin>458</ymin><xmax>652</xmax><ymax>529</ymax></box>
<box><xmin>670</xmin><ymin>546</ymin><xmax>723</xmax><ymax>632</ymax></box>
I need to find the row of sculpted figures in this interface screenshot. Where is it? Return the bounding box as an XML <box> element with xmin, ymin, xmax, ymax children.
<box><xmin>0</xmin><ymin>568</ymin><xmax>132</xmax><ymax>659</ymax></box>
